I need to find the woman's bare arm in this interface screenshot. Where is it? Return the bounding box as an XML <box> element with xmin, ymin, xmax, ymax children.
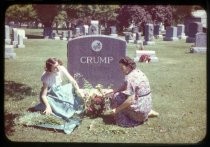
<box><xmin>40</xmin><ymin>82</ymin><xmax>52</xmax><ymax>114</ymax></box>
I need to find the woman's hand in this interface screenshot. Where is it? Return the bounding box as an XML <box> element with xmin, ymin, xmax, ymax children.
<box><xmin>43</xmin><ymin>105</ymin><xmax>52</xmax><ymax>115</ymax></box>
<box><xmin>104</xmin><ymin>91</ymin><xmax>114</xmax><ymax>99</ymax></box>
<box><xmin>103</xmin><ymin>108</ymin><xmax>116</xmax><ymax>115</ymax></box>
<box><xmin>76</xmin><ymin>89</ymin><xmax>85</xmax><ymax>98</ymax></box>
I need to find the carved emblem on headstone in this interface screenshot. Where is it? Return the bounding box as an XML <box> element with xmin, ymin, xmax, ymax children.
<box><xmin>91</xmin><ymin>40</ymin><xmax>102</xmax><ymax>52</ymax></box>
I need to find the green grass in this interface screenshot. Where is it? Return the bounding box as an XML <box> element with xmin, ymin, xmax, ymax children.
<box><xmin>4</xmin><ymin>37</ymin><xmax>206</xmax><ymax>143</ymax></box>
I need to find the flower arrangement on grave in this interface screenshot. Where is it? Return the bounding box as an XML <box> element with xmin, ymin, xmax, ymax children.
<box><xmin>83</xmin><ymin>84</ymin><xmax>111</xmax><ymax>118</ymax></box>
<box><xmin>139</xmin><ymin>54</ymin><xmax>151</xmax><ymax>63</ymax></box>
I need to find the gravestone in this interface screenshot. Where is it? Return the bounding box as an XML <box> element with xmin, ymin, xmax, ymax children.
<box><xmin>134</xmin><ymin>32</ymin><xmax>142</xmax><ymax>44</ymax></box>
<box><xmin>177</xmin><ymin>24</ymin><xmax>187</xmax><ymax>39</ymax></box>
<box><xmin>83</xmin><ymin>25</ymin><xmax>89</xmax><ymax>35</ymax></box>
<box><xmin>5</xmin><ymin>45</ymin><xmax>16</xmax><ymax>59</ymax></box>
<box><xmin>52</xmin><ymin>32</ymin><xmax>60</xmax><ymax>40</ymax></box>
<box><xmin>67</xmin><ymin>35</ymin><xmax>126</xmax><ymax>88</ymax></box>
<box><xmin>163</xmin><ymin>26</ymin><xmax>178</xmax><ymax>41</ymax></box>
<box><xmin>5</xmin><ymin>25</ymin><xmax>11</xmax><ymax>44</ymax></box>
<box><xmin>17</xmin><ymin>29</ymin><xmax>27</xmax><ymax>40</ymax></box>
<box><xmin>67</xmin><ymin>30</ymin><xmax>73</xmax><ymax>40</ymax></box>
<box><xmin>61</xmin><ymin>31</ymin><xmax>68</xmax><ymax>40</ymax></box>
<box><xmin>123</xmin><ymin>32</ymin><xmax>134</xmax><ymax>43</ymax></box>
<box><xmin>17</xmin><ymin>34</ymin><xmax>25</xmax><ymax>48</ymax></box>
<box><xmin>75</xmin><ymin>27</ymin><xmax>81</xmax><ymax>37</ymax></box>
<box><xmin>184</xmin><ymin>16</ymin><xmax>203</xmax><ymax>36</ymax></box>
<box><xmin>144</xmin><ymin>24</ymin><xmax>155</xmax><ymax>45</ymax></box>
<box><xmin>190</xmin><ymin>32</ymin><xmax>206</xmax><ymax>53</ymax></box>
<box><xmin>154</xmin><ymin>24</ymin><xmax>163</xmax><ymax>38</ymax></box>
<box><xmin>132</xmin><ymin>27</ymin><xmax>139</xmax><ymax>33</ymax></box>
<box><xmin>88</xmin><ymin>20</ymin><xmax>99</xmax><ymax>35</ymax></box>
<box><xmin>12</xmin><ymin>28</ymin><xmax>18</xmax><ymax>47</ymax></box>
<box><xmin>110</xmin><ymin>26</ymin><xmax>118</xmax><ymax>37</ymax></box>
<box><xmin>43</xmin><ymin>27</ymin><xmax>53</xmax><ymax>39</ymax></box>
<box><xmin>186</xmin><ymin>22</ymin><xmax>203</xmax><ymax>43</ymax></box>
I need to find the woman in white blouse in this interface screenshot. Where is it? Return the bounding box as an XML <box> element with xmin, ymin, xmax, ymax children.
<box><xmin>39</xmin><ymin>57</ymin><xmax>84</xmax><ymax>116</ymax></box>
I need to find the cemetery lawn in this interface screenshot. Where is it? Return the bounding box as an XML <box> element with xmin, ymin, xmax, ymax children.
<box><xmin>4</xmin><ymin>38</ymin><xmax>206</xmax><ymax>144</ymax></box>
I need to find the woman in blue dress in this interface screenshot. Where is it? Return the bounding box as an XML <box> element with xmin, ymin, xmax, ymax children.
<box><xmin>36</xmin><ymin>57</ymin><xmax>84</xmax><ymax>118</ymax></box>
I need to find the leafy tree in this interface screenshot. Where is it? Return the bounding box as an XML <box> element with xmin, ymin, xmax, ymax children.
<box><xmin>54</xmin><ymin>10</ymin><xmax>68</xmax><ymax>32</ymax></box>
<box><xmin>64</xmin><ymin>5</ymin><xmax>119</xmax><ymax>28</ymax></box>
<box><xmin>33</xmin><ymin>4</ymin><xmax>60</xmax><ymax>38</ymax></box>
<box><xmin>5</xmin><ymin>4</ymin><xmax>37</xmax><ymax>27</ymax></box>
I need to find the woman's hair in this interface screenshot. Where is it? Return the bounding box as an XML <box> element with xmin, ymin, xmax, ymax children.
<box><xmin>119</xmin><ymin>56</ymin><xmax>136</xmax><ymax>70</ymax></box>
<box><xmin>45</xmin><ymin>57</ymin><xmax>63</xmax><ymax>72</ymax></box>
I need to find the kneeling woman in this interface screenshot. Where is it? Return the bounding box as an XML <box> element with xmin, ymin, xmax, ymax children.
<box><xmin>104</xmin><ymin>56</ymin><xmax>158</xmax><ymax>127</ymax></box>
<box><xmin>36</xmin><ymin>57</ymin><xmax>84</xmax><ymax>118</ymax></box>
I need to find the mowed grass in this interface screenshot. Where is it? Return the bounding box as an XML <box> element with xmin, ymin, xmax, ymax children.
<box><xmin>4</xmin><ymin>36</ymin><xmax>206</xmax><ymax>143</ymax></box>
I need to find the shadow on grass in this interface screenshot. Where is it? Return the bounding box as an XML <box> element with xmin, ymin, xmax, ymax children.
<box><xmin>4</xmin><ymin>113</ymin><xmax>18</xmax><ymax>136</ymax></box>
<box><xmin>26</xmin><ymin>34</ymin><xmax>44</xmax><ymax>39</ymax></box>
<box><xmin>4</xmin><ymin>81</ymin><xmax>37</xmax><ymax>101</ymax></box>
<box><xmin>101</xmin><ymin>115</ymin><xmax>116</xmax><ymax>125</ymax></box>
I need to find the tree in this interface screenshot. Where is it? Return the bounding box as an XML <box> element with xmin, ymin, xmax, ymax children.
<box><xmin>5</xmin><ymin>4</ymin><xmax>37</xmax><ymax>27</ymax></box>
<box><xmin>33</xmin><ymin>4</ymin><xmax>60</xmax><ymax>38</ymax></box>
<box><xmin>117</xmin><ymin>5</ymin><xmax>150</xmax><ymax>32</ymax></box>
<box><xmin>64</xmin><ymin>5</ymin><xmax>119</xmax><ymax>28</ymax></box>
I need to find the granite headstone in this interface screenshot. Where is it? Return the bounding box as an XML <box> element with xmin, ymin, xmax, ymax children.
<box><xmin>67</xmin><ymin>35</ymin><xmax>126</xmax><ymax>88</ymax></box>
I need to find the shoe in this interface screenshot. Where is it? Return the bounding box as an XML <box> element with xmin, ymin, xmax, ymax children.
<box><xmin>148</xmin><ymin>110</ymin><xmax>159</xmax><ymax>118</ymax></box>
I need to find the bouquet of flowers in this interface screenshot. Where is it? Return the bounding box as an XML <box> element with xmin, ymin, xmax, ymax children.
<box><xmin>139</xmin><ymin>54</ymin><xmax>151</xmax><ymax>63</ymax></box>
<box><xmin>84</xmin><ymin>84</ymin><xmax>111</xmax><ymax>118</ymax></box>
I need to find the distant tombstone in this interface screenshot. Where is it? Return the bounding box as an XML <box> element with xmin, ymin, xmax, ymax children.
<box><xmin>5</xmin><ymin>25</ymin><xmax>11</xmax><ymax>44</ymax></box>
<box><xmin>67</xmin><ymin>35</ymin><xmax>126</xmax><ymax>88</ymax></box>
<box><xmin>163</xmin><ymin>26</ymin><xmax>178</xmax><ymax>41</ymax></box>
<box><xmin>154</xmin><ymin>24</ymin><xmax>163</xmax><ymax>38</ymax></box>
<box><xmin>190</xmin><ymin>32</ymin><xmax>206</xmax><ymax>53</ymax></box>
<box><xmin>61</xmin><ymin>31</ymin><xmax>68</xmax><ymax>40</ymax></box>
<box><xmin>17</xmin><ymin>34</ymin><xmax>25</xmax><ymax>48</ymax></box>
<box><xmin>110</xmin><ymin>26</ymin><xmax>118</xmax><ymax>37</ymax></box>
<box><xmin>17</xmin><ymin>29</ymin><xmax>27</xmax><ymax>39</ymax></box>
<box><xmin>52</xmin><ymin>32</ymin><xmax>60</xmax><ymax>40</ymax></box>
<box><xmin>67</xmin><ymin>30</ymin><xmax>73</xmax><ymax>40</ymax></box>
<box><xmin>43</xmin><ymin>27</ymin><xmax>53</xmax><ymax>39</ymax></box>
<box><xmin>12</xmin><ymin>28</ymin><xmax>18</xmax><ymax>47</ymax></box>
<box><xmin>144</xmin><ymin>24</ymin><xmax>155</xmax><ymax>45</ymax></box>
<box><xmin>186</xmin><ymin>22</ymin><xmax>203</xmax><ymax>43</ymax></box>
<box><xmin>184</xmin><ymin>16</ymin><xmax>202</xmax><ymax>36</ymax></box>
<box><xmin>83</xmin><ymin>25</ymin><xmax>89</xmax><ymax>35</ymax></box>
<box><xmin>132</xmin><ymin>27</ymin><xmax>139</xmax><ymax>33</ymax></box>
<box><xmin>75</xmin><ymin>27</ymin><xmax>81</xmax><ymax>37</ymax></box>
<box><xmin>134</xmin><ymin>32</ymin><xmax>142</xmax><ymax>44</ymax></box>
<box><xmin>123</xmin><ymin>32</ymin><xmax>133</xmax><ymax>43</ymax></box>
<box><xmin>88</xmin><ymin>20</ymin><xmax>99</xmax><ymax>35</ymax></box>
<box><xmin>5</xmin><ymin>45</ymin><xmax>16</xmax><ymax>59</ymax></box>
<box><xmin>177</xmin><ymin>24</ymin><xmax>187</xmax><ymax>39</ymax></box>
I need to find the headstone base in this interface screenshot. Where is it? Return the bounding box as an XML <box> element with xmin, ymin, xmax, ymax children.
<box><xmin>18</xmin><ymin>44</ymin><xmax>25</xmax><ymax>48</ymax></box>
<box><xmin>5</xmin><ymin>45</ymin><xmax>16</xmax><ymax>59</ymax></box>
<box><xmin>190</xmin><ymin>47</ymin><xmax>206</xmax><ymax>53</ymax></box>
<box><xmin>53</xmin><ymin>36</ymin><xmax>60</xmax><ymax>40</ymax></box>
<box><xmin>143</xmin><ymin>41</ymin><xmax>155</xmax><ymax>45</ymax></box>
<box><xmin>186</xmin><ymin>37</ymin><xmax>195</xmax><ymax>43</ymax></box>
<box><xmin>163</xmin><ymin>37</ymin><xmax>179</xmax><ymax>41</ymax></box>
<box><xmin>62</xmin><ymin>38</ymin><xmax>67</xmax><ymax>41</ymax></box>
<box><xmin>178</xmin><ymin>35</ymin><xmax>187</xmax><ymax>39</ymax></box>
<box><xmin>154</xmin><ymin>35</ymin><xmax>163</xmax><ymax>39</ymax></box>
<box><xmin>110</xmin><ymin>34</ymin><xmax>118</xmax><ymax>37</ymax></box>
<box><xmin>150</xmin><ymin>56</ymin><xmax>159</xmax><ymax>62</ymax></box>
<box><xmin>134</xmin><ymin>40</ymin><xmax>142</xmax><ymax>44</ymax></box>
<box><xmin>128</xmin><ymin>40</ymin><xmax>135</xmax><ymax>43</ymax></box>
<box><xmin>13</xmin><ymin>41</ymin><xmax>18</xmax><ymax>47</ymax></box>
<box><xmin>5</xmin><ymin>39</ymin><xmax>11</xmax><ymax>45</ymax></box>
